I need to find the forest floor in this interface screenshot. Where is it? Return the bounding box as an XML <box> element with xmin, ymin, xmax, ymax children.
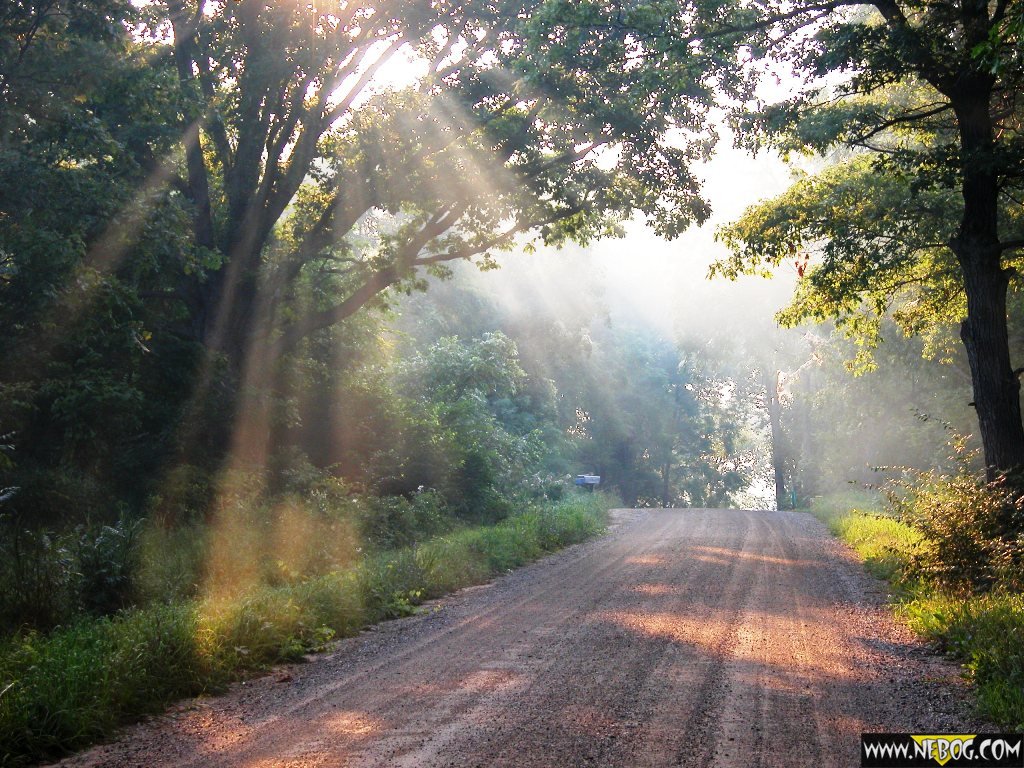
<box><xmin>54</xmin><ymin>509</ymin><xmax>984</xmax><ymax>767</ymax></box>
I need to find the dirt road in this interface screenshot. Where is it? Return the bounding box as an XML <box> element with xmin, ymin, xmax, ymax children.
<box><xmin>59</xmin><ymin>509</ymin><xmax>982</xmax><ymax>767</ymax></box>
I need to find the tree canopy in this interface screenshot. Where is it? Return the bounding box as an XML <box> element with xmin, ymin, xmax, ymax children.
<box><xmin>715</xmin><ymin>0</ymin><xmax>1024</xmax><ymax>476</ymax></box>
<box><xmin>0</xmin><ymin>0</ymin><xmax>761</xmax><ymax>518</ymax></box>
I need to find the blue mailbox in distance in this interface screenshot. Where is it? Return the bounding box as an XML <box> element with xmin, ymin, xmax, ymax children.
<box><xmin>574</xmin><ymin>474</ymin><xmax>601</xmax><ymax>488</ymax></box>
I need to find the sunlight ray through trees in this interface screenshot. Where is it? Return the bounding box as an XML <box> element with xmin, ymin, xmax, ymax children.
<box><xmin>2</xmin><ymin>1</ymin><xmax>1024</xmax><ymax>758</ymax></box>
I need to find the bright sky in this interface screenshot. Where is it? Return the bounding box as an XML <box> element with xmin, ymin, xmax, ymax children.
<box><xmin>371</xmin><ymin>38</ymin><xmax>804</xmax><ymax>341</ymax></box>
<box><xmin>587</xmin><ymin>131</ymin><xmax>797</xmax><ymax>335</ymax></box>
<box><xmin>471</xmin><ymin>130</ymin><xmax>800</xmax><ymax>343</ymax></box>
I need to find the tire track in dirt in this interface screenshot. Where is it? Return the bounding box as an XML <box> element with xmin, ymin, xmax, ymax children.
<box><xmin>57</xmin><ymin>509</ymin><xmax>984</xmax><ymax>768</ymax></box>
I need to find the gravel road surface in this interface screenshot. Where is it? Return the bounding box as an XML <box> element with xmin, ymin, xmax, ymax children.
<box><xmin>57</xmin><ymin>509</ymin><xmax>983</xmax><ymax>767</ymax></box>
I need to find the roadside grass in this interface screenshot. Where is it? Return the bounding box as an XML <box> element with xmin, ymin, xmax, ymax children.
<box><xmin>810</xmin><ymin>489</ymin><xmax>924</xmax><ymax>584</ymax></box>
<box><xmin>0</xmin><ymin>494</ymin><xmax>609</xmax><ymax>766</ymax></box>
<box><xmin>810</xmin><ymin>491</ymin><xmax>1024</xmax><ymax>729</ymax></box>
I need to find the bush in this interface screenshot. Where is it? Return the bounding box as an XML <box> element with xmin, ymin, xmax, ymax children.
<box><xmin>358</xmin><ymin>489</ymin><xmax>454</xmax><ymax>550</ymax></box>
<box><xmin>200</xmin><ymin>487</ymin><xmax>361</xmax><ymax>597</ymax></box>
<box><xmin>0</xmin><ymin>515</ymin><xmax>147</xmax><ymax>632</ymax></box>
<box><xmin>75</xmin><ymin>515</ymin><xmax>144</xmax><ymax>616</ymax></box>
<box><xmin>887</xmin><ymin>470</ymin><xmax>1024</xmax><ymax>593</ymax></box>
<box><xmin>0</xmin><ymin>477</ymin><xmax>458</xmax><ymax>633</ymax></box>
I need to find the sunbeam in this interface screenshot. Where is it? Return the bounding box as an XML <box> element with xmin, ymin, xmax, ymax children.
<box><xmin>3</xmin><ymin>0</ymin><xmax>1018</xmax><ymax>761</ymax></box>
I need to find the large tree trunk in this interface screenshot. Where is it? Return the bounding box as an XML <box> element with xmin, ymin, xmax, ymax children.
<box><xmin>956</xmin><ymin>249</ymin><xmax>1024</xmax><ymax>478</ymax></box>
<box><xmin>950</xmin><ymin>87</ymin><xmax>1024</xmax><ymax>480</ymax></box>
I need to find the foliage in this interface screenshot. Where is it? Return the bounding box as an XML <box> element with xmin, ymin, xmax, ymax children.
<box><xmin>357</xmin><ymin>490</ymin><xmax>453</xmax><ymax>551</ymax></box>
<box><xmin>719</xmin><ymin>0</ymin><xmax>1024</xmax><ymax>475</ymax></box>
<box><xmin>131</xmin><ymin>520</ymin><xmax>208</xmax><ymax>606</ymax></box>
<box><xmin>127</xmin><ymin>0</ymin><xmax>752</xmax><ymax>373</ymax></box>
<box><xmin>394</xmin><ymin>333</ymin><xmax>548</xmax><ymax>520</ymax></box>
<box><xmin>715</xmin><ymin>154</ymin><xmax>969</xmax><ymax>367</ymax></box>
<box><xmin>812</xmin><ymin>492</ymin><xmax>1024</xmax><ymax>729</ymax></box>
<box><xmin>0</xmin><ymin>0</ymin><xmax>759</xmax><ymax>534</ymax></box>
<box><xmin>281</xmin><ymin>328</ymin><xmax>564</xmax><ymax>522</ymax></box>
<box><xmin>905</xmin><ymin>593</ymin><xmax>1024</xmax><ymax>730</ymax></box>
<box><xmin>777</xmin><ymin>324</ymin><xmax>980</xmax><ymax>498</ymax></box>
<box><xmin>886</xmin><ymin>462</ymin><xmax>1024</xmax><ymax>594</ymax></box>
<box><xmin>0</xmin><ymin>0</ymin><xmax>200</xmax><ymax>524</ymax></box>
<box><xmin>0</xmin><ymin>515</ymin><xmax>143</xmax><ymax>631</ymax></box>
<box><xmin>389</xmin><ymin>263</ymin><xmax>757</xmax><ymax>508</ymax></box>
<box><xmin>0</xmin><ymin>315</ymin><xmax>624</xmax><ymax>638</ymax></box>
<box><xmin>559</xmin><ymin>326</ymin><xmax>750</xmax><ymax>507</ymax></box>
<box><xmin>817</xmin><ymin>449</ymin><xmax>1024</xmax><ymax>596</ymax></box>
<box><xmin>0</xmin><ymin>493</ymin><xmax>609</xmax><ymax>765</ymax></box>
<box><xmin>0</xmin><ymin>524</ymin><xmax>78</xmax><ymax>632</ymax></box>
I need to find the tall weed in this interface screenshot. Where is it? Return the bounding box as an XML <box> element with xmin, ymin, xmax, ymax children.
<box><xmin>0</xmin><ymin>516</ymin><xmax>144</xmax><ymax>631</ymax></box>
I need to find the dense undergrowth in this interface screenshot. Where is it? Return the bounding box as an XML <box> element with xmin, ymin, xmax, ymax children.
<box><xmin>0</xmin><ymin>492</ymin><xmax>610</xmax><ymax>766</ymax></box>
<box><xmin>811</xmin><ymin>487</ymin><xmax>1024</xmax><ymax>729</ymax></box>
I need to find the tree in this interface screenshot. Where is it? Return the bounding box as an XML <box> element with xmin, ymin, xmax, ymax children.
<box><xmin>390</xmin><ymin>332</ymin><xmax>552</xmax><ymax>520</ymax></box>
<box><xmin>568</xmin><ymin>328</ymin><xmax>747</xmax><ymax>508</ymax></box>
<box><xmin>0</xmin><ymin>0</ymin><xmax>202</xmax><ymax>521</ymax></box>
<box><xmin>713</xmin><ymin>0</ymin><xmax>1024</xmax><ymax>478</ymax></box>
<box><xmin>148</xmin><ymin>0</ymin><xmax>743</xmax><ymax>366</ymax></box>
<box><xmin>791</xmin><ymin>323</ymin><xmax>979</xmax><ymax>491</ymax></box>
<box><xmin>763</xmin><ymin>367</ymin><xmax>789</xmax><ymax>509</ymax></box>
<box><xmin>93</xmin><ymin>0</ymin><xmax>759</xmax><ymax>475</ymax></box>
<box><xmin>1</xmin><ymin>0</ymin><xmax>755</xmax><ymax>506</ymax></box>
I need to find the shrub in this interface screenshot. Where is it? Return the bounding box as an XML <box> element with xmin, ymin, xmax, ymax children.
<box><xmin>887</xmin><ymin>469</ymin><xmax>1024</xmax><ymax>593</ymax></box>
<box><xmin>0</xmin><ymin>524</ymin><xmax>78</xmax><ymax>631</ymax></box>
<box><xmin>359</xmin><ymin>489</ymin><xmax>454</xmax><ymax>550</ymax></box>
<box><xmin>74</xmin><ymin>515</ymin><xmax>144</xmax><ymax>616</ymax></box>
<box><xmin>813</xmin><ymin>493</ymin><xmax>1024</xmax><ymax>730</ymax></box>
<box><xmin>0</xmin><ymin>515</ymin><xmax>147</xmax><ymax>632</ymax></box>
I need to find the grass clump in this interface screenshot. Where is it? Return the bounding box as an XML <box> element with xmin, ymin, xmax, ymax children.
<box><xmin>902</xmin><ymin>592</ymin><xmax>1024</xmax><ymax>728</ymax></box>
<box><xmin>0</xmin><ymin>493</ymin><xmax>609</xmax><ymax>766</ymax></box>
<box><xmin>812</xmin><ymin>490</ymin><xmax>923</xmax><ymax>583</ymax></box>
<box><xmin>0</xmin><ymin>604</ymin><xmax>211</xmax><ymax>764</ymax></box>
